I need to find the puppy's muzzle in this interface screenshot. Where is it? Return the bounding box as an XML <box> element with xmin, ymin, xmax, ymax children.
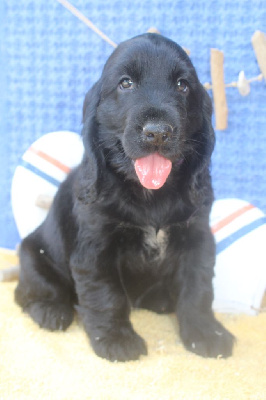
<box><xmin>143</xmin><ymin>123</ymin><xmax>173</xmax><ymax>146</ymax></box>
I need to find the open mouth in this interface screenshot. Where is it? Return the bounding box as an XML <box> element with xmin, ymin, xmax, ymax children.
<box><xmin>134</xmin><ymin>153</ymin><xmax>172</xmax><ymax>190</ymax></box>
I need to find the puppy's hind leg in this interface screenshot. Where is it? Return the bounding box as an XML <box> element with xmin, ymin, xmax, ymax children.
<box><xmin>15</xmin><ymin>235</ymin><xmax>75</xmax><ymax>331</ymax></box>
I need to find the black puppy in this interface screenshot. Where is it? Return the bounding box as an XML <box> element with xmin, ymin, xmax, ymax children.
<box><xmin>15</xmin><ymin>33</ymin><xmax>234</xmax><ymax>362</ymax></box>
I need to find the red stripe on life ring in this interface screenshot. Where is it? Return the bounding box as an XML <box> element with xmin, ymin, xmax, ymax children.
<box><xmin>29</xmin><ymin>146</ymin><xmax>71</xmax><ymax>174</ymax></box>
<box><xmin>211</xmin><ymin>203</ymin><xmax>255</xmax><ymax>234</ymax></box>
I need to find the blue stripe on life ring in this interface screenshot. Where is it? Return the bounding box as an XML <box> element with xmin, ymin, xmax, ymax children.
<box><xmin>20</xmin><ymin>160</ymin><xmax>61</xmax><ymax>188</ymax></box>
<box><xmin>216</xmin><ymin>217</ymin><xmax>266</xmax><ymax>255</ymax></box>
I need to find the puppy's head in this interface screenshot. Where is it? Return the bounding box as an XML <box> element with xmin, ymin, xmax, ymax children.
<box><xmin>82</xmin><ymin>33</ymin><xmax>215</xmax><ymax>191</ymax></box>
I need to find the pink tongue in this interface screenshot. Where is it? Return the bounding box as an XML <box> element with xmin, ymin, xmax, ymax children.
<box><xmin>134</xmin><ymin>153</ymin><xmax>172</xmax><ymax>190</ymax></box>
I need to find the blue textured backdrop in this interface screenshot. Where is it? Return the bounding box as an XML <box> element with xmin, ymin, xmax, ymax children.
<box><xmin>0</xmin><ymin>0</ymin><xmax>265</xmax><ymax>249</ymax></box>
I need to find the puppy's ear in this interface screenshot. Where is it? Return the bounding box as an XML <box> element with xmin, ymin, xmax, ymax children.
<box><xmin>82</xmin><ymin>80</ymin><xmax>102</xmax><ymax>136</ymax></box>
<box><xmin>196</xmin><ymin>86</ymin><xmax>215</xmax><ymax>167</ymax></box>
<box><xmin>82</xmin><ymin>81</ymin><xmax>101</xmax><ymax>123</ymax></box>
<box><xmin>76</xmin><ymin>81</ymin><xmax>104</xmax><ymax>204</ymax></box>
<box><xmin>201</xmin><ymin>86</ymin><xmax>215</xmax><ymax>155</ymax></box>
<box><xmin>187</xmin><ymin>87</ymin><xmax>216</xmax><ymax>206</ymax></box>
<box><xmin>188</xmin><ymin>86</ymin><xmax>215</xmax><ymax>180</ymax></box>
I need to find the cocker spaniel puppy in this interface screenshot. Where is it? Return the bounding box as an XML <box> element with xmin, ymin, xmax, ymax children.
<box><xmin>15</xmin><ymin>33</ymin><xmax>234</xmax><ymax>361</ymax></box>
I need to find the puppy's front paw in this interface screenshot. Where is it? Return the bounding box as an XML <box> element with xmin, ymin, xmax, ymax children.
<box><xmin>90</xmin><ymin>325</ymin><xmax>147</xmax><ymax>362</ymax></box>
<box><xmin>179</xmin><ymin>315</ymin><xmax>235</xmax><ymax>358</ymax></box>
<box><xmin>24</xmin><ymin>301</ymin><xmax>74</xmax><ymax>331</ymax></box>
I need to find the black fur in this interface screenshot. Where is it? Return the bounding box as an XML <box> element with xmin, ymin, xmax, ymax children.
<box><xmin>15</xmin><ymin>34</ymin><xmax>234</xmax><ymax>361</ymax></box>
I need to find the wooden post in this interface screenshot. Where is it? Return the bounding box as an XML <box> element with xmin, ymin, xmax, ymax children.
<box><xmin>210</xmin><ymin>49</ymin><xmax>228</xmax><ymax>130</ymax></box>
<box><xmin>147</xmin><ymin>28</ymin><xmax>190</xmax><ymax>55</ymax></box>
<box><xmin>147</xmin><ymin>27</ymin><xmax>160</xmax><ymax>34</ymax></box>
<box><xmin>251</xmin><ymin>31</ymin><xmax>266</xmax><ymax>80</ymax></box>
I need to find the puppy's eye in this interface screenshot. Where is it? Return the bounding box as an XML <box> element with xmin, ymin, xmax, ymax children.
<box><xmin>119</xmin><ymin>78</ymin><xmax>134</xmax><ymax>90</ymax></box>
<box><xmin>177</xmin><ymin>79</ymin><xmax>189</xmax><ymax>93</ymax></box>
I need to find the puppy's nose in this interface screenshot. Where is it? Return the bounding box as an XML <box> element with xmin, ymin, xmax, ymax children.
<box><xmin>143</xmin><ymin>123</ymin><xmax>173</xmax><ymax>145</ymax></box>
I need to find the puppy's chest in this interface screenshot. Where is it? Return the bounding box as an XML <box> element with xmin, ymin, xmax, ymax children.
<box><xmin>117</xmin><ymin>223</ymin><xmax>171</xmax><ymax>263</ymax></box>
<box><xmin>140</xmin><ymin>226</ymin><xmax>169</xmax><ymax>262</ymax></box>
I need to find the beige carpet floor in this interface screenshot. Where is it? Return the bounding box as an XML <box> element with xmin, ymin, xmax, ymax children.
<box><xmin>0</xmin><ymin>249</ymin><xmax>266</xmax><ymax>400</ymax></box>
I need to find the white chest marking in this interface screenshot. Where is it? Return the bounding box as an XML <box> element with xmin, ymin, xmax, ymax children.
<box><xmin>143</xmin><ymin>227</ymin><xmax>168</xmax><ymax>261</ymax></box>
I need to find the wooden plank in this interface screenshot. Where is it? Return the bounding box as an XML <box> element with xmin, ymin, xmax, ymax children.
<box><xmin>251</xmin><ymin>31</ymin><xmax>266</xmax><ymax>79</ymax></box>
<box><xmin>210</xmin><ymin>49</ymin><xmax>228</xmax><ymax>130</ymax></box>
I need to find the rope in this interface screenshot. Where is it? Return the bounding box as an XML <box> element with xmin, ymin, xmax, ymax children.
<box><xmin>204</xmin><ymin>73</ymin><xmax>263</xmax><ymax>91</ymax></box>
<box><xmin>55</xmin><ymin>0</ymin><xmax>117</xmax><ymax>48</ymax></box>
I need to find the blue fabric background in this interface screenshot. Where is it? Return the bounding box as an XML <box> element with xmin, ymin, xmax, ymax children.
<box><xmin>0</xmin><ymin>0</ymin><xmax>265</xmax><ymax>249</ymax></box>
